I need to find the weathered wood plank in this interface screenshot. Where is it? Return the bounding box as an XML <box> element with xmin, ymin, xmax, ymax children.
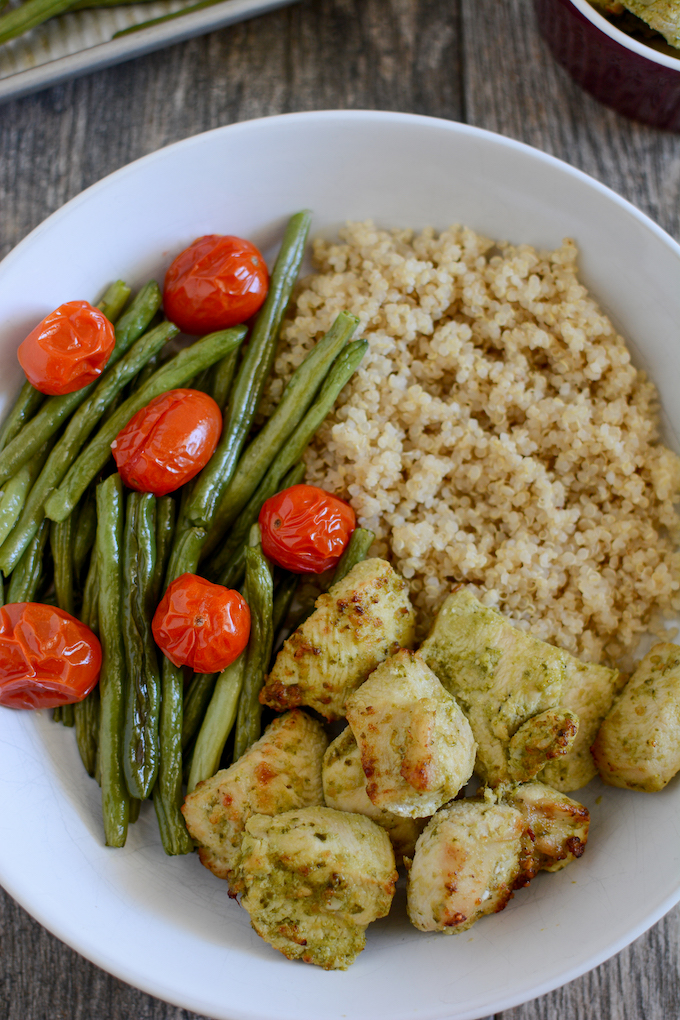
<box><xmin>1</xmin><ymin>1</ymin><xmax>679</xmax><ymax>1017</ymax></box>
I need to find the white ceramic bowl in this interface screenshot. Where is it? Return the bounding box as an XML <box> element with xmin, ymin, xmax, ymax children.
<box><xmin>1</xmin><ymin>111</ymin><xmax>679</xmax><ymax>1020</ymax></box>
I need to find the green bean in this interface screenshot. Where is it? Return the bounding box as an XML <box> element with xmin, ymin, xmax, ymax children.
<box><xmin>96</xmin><ymin>473</ymin><xmax>129</xmax><ymax>848</ymax></box>
<box><xmin>129</xmin><ymin>797</ymin><xmax>142</xmax><ymax>824</ymax></box>
<box><xmin>205</xmin><ymin>339</ymin><xmax>368</xmax><ymax>561</ymax></box>
<box><xmin>128</xmin><ymin>350</ymin><xmax>161</xmax><ymax>394</ymax></box>
<box><xmin>152</xmin><ymin>513</ymin><xmax>201</xmax><ymax>856</ymax></box>
<box><xmin>153</xmin><ymin>496</ymin><xmax>175</xmax><ymax>603</ymax></box>
<box><xmin>189</xmin><ymin>367</ymin><xmax>213</xmax><ymax>395</ymax></box>
<box><xmin>123</xmin><ymin>492</ymin><xmax>161</xmax><ymax>800</ymax></box>
<box><xmin>97</xmin><ymin>280</ymin><xmax>131</xmax><ymax>324</ymax></box>
<box><xmin>81</xmin><ymin>547</ymin><xmax>100</xmax><ymax>635</ymax></box>
<box><xmin>74</xmin><ymin>686</ymin><xmax>99</xmax><ymax>778</ymax></box>
<box><xmin>211</xmin><ymin>460</ymin><xmax>306</xmax><ymax>587</ymax></box>
<box><xmin>45</xmin><ymin>326</ymin><xmax>247</xmax><ymax>524</ymax></box>
<box><xmin>272</xmin><ymin>572</ymin><xmax>300</xmax><ymax>637</ymax></box>
<box><xmin>188</xmin><ymin>654</ymin><xmax>245</xmax><ymax>792</ymax></box>
<box><xmin>153</xmin><ymin>655</ymin><xmax>193</xmax><ymax>855</ymax></box>
<box><xmin>233</xmin><ymin>526</ymin><xmax>273</xmax><ymax>761</ymax></box>
<box><xmin>185</xmin><ymin>211</ymin><xmax>312</xmax><ymax>530</ymax></box>
<box><xmin>7</xmin><ymin>518</ymin><xmax>49</xmax><ymax>603</ymax></box>
<box><xmin>52</xmin><ymin>707</ymin><xmax>62</xmax><ymax>723</ymax></box>
<box><xmin>61</xmin><ymin>704</ymin><xmax>75</xmax><ymax>727</ymax></box>
<box><xmin>0</xmin><ymin>321</ymin><xmax>178</xmax><ymax>575</ymax></box>
<box><xmin>0</xmin><ymin>445</ymin><xmax>50</xmax><ymax>548</ymax></box>
<box><xmin>50</xmin><ymin>516</ymin><xmax>75</xmax><ymax>616</ymax></box>
<box><xmin>0</xmin><ymin>282</ymin><xmax>162</xmax><ymax>485</ymax></box>
<box><xmin>0</xmin><ymin>0</ymin><xmax>78</xmax><ymax>45</ymax></box>
<box><xmin>73</xmin><ymin>491</ymin><xmax>97</xmax><ymax>578</ymax></box>
<box><xmin>210</xmin><ymin>348</ymin><xmax>239</xmax><ymax>411</ymax></box>
<box><xmin>0</xmin><ymin>382</ymin><xmax>44</xmax><ymax>453</ymax></box>
<box><xmin>331</xmin><ymin>527</ymin><xmax>375</xmax><ymax>585</ymax></box>
<box><xmin>206</xmin><ymin>312</ymin><xmax>358</xmax><ymax>544</ymax></box>
<box><xmin>182</xmin><ymin>672</ymin><xmax>217</xmax><ymax>750</ymax></box>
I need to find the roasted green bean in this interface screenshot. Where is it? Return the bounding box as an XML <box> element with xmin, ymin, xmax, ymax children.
<box><xmin>211</xmin><ymin>461</ymin><xmax>306</xmax><ymax>587</ymax></box>
<box><xmin>50</xmin><ymin>516</ymin><xmax>75</xmax><ymax>616</ymax></box>
<box><xmin>206</xmin><ymin>339</ymin><xmax>368</xmax><ymax>562</ymax></box>
<box><xmin>185</xmin><ymin>211</ymin><xmax>312</xmax><ymax>530</ymax></box>
<box><xmin>97</xmin><ymin>280</ymin><xmax>131</xmax><ymax>323</ymax></box>
<box><xmin>232</xmin><ymin>526</ymin><xmax>273</xmax><ymax>761</ymax></box>
<box><xmin>207</xmin><ymin>311</ymin><xmax>357</xmax><ymax>539</ymax></box>
<box><xmin>0</xmin><ymin>382</ymin><xmax>44</xmax><ymax>454</ymax></box>
<box><xmin>74</xmin><ymin>686</ymin><xmax>100</xmax><ymax>777</ymax></box>
<box><xmin>187</xmin><ymin>654</ymin><xmax>245</xmax><ymax>792</ymax></box>
<box><xmin>209</xmin><ymin>348</ymin><xmax>240</xmax><ymax>410</ymax></box>
<box><xmin>45</xmin><ymin>325</ymin><xmax>246</xmax><ymax>524</ymax></box>
<box><xmin>331</xmin><ymin>527</ymin><xmax>375</xmax><ymax>585</ymax></box>
<box><xmin>182</xmin><ymin>671</ymin><xmax>217</xmax><ymax>750</ymax></box>
<box><xmin>96</xmin><ymin>473</ymin><xmax>129</xmax><ymax>848</ymax></box>
<box><xmin>6</xmin><ymin>517</ymin><xmax>49</xmax><ymax>603</ymax></box>
<box><xmin>122</xmin><ymin>492</ymin><xmax>162</xmax><ymax>800</ymax></box>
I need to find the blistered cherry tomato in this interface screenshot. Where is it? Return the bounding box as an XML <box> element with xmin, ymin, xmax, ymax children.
<box><xmin>163</xmin><ymin>235</ymin><xmax>269</xmax><ymax>335</ymax></box>
<box><xmin>17</xmin><ymin>300</ymin><xmax>116</xmax><ymax>396</ymax></box>
<box><xmin>111</xmin><ymin>389</ymin><xmax>222</xmax><ymax>496</ymax></box>
<box><xmin>259</xmin><ymin>484</ymin><xmax>356</xmax><ymax>574</ymax></box>
<box><xmin>152</xmin><ymin>573</ymin><xmax>250</xmax><ymax>673</ymax></box>
<box><xmin>0</xmin><ymin>603</ymin><xmax>101</xmax><ymax>710</ymax></box>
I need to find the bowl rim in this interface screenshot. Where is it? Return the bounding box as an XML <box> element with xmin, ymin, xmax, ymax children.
<box><xmin>566</xmin><ymin>0</ymin><xmax>680</xmax><ymax>70</ymax></box>
<box><xmin>2</xmin><ymin>108</ymin><xmax>680</xmax><ymax>1020</ymax></box>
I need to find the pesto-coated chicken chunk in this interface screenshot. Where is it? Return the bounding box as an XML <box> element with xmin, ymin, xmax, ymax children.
<box><xmin>260</xmin><ymin>558</ymin><xmax>416</xmax><ymax>720</ymax></box>
<box><xmin>420</xmin><ymin>587</ymin><xmax>620</xmax><ymax>790</ymax></box>
<box><xmin>592</xmin><ymin>643</ymin><xmax>680</xmax><ymax>792</ymax></box>
<box><xmin>346</xmin><ymin>649</ymin><xmax>476</xmax><ymax>818</ymax></box>
<box><xmin>323</xmin><ymin>726</ymin><xmax>427</xmax><ymax>863</ymax></box>
<box><xmin>506</xmin><ymin>781</ymin><xmax>590</xmax><ymax>886</ymax></box>
<box><xmin>237</xmin><ymin>806</ymin><xmax>397</xmax><ymax>970</ymax></box>
<box><xmin>181</xmin><ymin>710</ymin><xmax>327</xmax><ymax>888</ymax></box>
<box><xmin>406</xmin><ymin>800</ymin><xmax>524</xmax><ymax>933</ymax></box>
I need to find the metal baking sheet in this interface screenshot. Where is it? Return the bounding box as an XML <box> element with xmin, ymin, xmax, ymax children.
<box><xmin>0</xmin><ymin>0</ymin><xmax>299</xmax><ymax>103</ymax></box>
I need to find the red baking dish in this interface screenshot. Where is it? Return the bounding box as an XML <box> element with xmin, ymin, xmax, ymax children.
<box><xmin>534</xmin><ymin>0</ymin><xmax>680</xmax><ymax>131</ymax></box>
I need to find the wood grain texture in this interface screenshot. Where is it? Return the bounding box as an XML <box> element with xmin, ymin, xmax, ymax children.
<box><xmin>1</xmin><ymin>1</ymin><xmax>680</xmax><ymax>1017</ymax></box>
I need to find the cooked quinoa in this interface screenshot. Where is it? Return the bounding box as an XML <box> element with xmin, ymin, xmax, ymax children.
<box><xmin>264</xmin><ymin>222</ymin><xmax>680</xmax><ymax>663</ymax></box>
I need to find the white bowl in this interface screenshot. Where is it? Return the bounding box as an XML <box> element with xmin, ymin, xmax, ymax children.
<box><xmin>1</xmin><ymin>111</ymin><xmax>679</xmax><ymax>1020</ymax></box>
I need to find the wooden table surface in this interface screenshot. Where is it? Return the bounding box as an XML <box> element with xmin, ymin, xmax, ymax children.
<box><xmin>1</xmin><ymin>1</ymin><xmax>679</xmax><ymax>1017</ymax></box>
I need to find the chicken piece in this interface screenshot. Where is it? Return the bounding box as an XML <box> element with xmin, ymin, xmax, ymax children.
<box><xmin>182</xmin><ymin>710</ymin><xmax>327</xmax><ymax>888</ymax></box>
<box><xmin>237</xmin><ymin>806</ymin><xmax>397</xmax><ymax>970</ymax></box>
<box><xmin>345</xmin><ymin>648</ymin><xmax>476</xmax><ymax>818</ymax></box>
<box><xmin>406</xmin><ymin>800</ymin><xmax>524</xmax><ymax>933</ymax></box>
<box><xmin>619</xmin><ymin>1</ymin><xmax>680</xmax><ymax>49</ymax></box>
<box><xmin>507</xmin><ymin>709</ymin><xmax>579</xmax><ymax>783</ymax></box>
<box><xmin>420</xmin><ymin>587</ymin><xmax>620</xmax><ymax>790</ymax></box>
<box><xmin>323</xmin><ymin>726</ymin><xmax>427</xmax><ymax>862</ymax></box>
<box><xmin>592</xmin><ymin>643</ymin><xmax>680</xmax><ymax>792</ymax></box>
<box><xmin>505</xmin><ymin>781</ymin><xmax>590</xmax><ymax>886</ymax></box>
<box><xmin>260</xmin><ymin>558</ymin><xmax>415</xmax><ymax>720</ymax></box>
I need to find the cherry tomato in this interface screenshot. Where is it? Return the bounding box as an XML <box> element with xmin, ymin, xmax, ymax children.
<box><xmin>0</xmin><ymin>603</ymin><xmax>101</xmax><ymax>710</ymax></box>
<box><xmin>111</xmin><ymin>389</ymin><xmax>222</xmax><ymax>496</ymax></box>
<box><xmin>152</xmin><ymin>573</ymin><xmax>250</xmax><ymax>673</ymax></box>
<box><xmin>259</xmin><ymin>484</ymin><xmax>356</xmax><ymax>574</ymax></box>
<box><xmin>17</xmin><ymin>300</ymin><xmax>116</xmax><ymax>396</ymax></box>
<box><xmin>163</xmin><ymin>235</ymin><xmax>269</xmax><ymax>335</ymax></box>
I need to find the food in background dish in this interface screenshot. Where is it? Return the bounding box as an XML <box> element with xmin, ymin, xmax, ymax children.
<box><xmin>590</xmin><ymin>0</ymin><xmax>680</xmax><ymax>52</ymax></box>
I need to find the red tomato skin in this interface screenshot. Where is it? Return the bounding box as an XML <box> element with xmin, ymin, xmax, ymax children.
<box><xmin>0</xmin><ymin>603</ymin><xmax>101</xmax><ymax>710</ymax></box>
<box><xmin>259</xmin><ymin>484</ymin><xmax>356</xmax><ymax>574</ymax></box>
<box><xmin>163</xmin><ymin>235</ymin><xmax>269</xmax><ymax>335</ymax></box>
<box><xmin>152</xmin><ymin>573</ymin><xmax>250</xmax><ymax>673</ymax></box>
<box><xmin>112</xmin><ymin>389</ymin><xmax>222</xmax><ymax>496</ymax></box>
<box><xmin>17</xmin><ymin>300</ymin><xmax>116</xmax><ymax>396</ymax></box>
